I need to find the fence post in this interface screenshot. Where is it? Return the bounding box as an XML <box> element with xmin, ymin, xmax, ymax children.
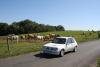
<box><xmin>7</xmin><ymin>38</ymin><xmax>10</xmax><ymax>55</ymax></box>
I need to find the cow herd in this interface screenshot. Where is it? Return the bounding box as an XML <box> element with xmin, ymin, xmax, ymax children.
<box><xmin>7</xmin><ymin>33</ymin><xmax>61</xmax><ymax>43</ymax></box>
<box><xmin>20</xmin><ymin>33</ymin><xmax>60</xmax><ymax>41</ymax></box>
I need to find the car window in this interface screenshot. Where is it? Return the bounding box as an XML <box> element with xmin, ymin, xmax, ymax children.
<box><xmin>67</xmin><ymin>38</ymin><xmax>75</xmax><ymax>43</ymax></box>
<box><xmin>52</xmin><ymin>38</ymin><xmax>66</xmax><ymax>44</ymax></box>
<box><xmin>71</xmin><ymin>38</ymin><xmax>75</xmax><ymax>43</ymax></box>
<box><xmin>67</xmin><ymin>38</ymin><xmax>72</xmax><ymax>43</ymax></box>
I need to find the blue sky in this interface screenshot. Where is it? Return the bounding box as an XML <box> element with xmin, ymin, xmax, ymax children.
<box><xmin>0</xmin><ymin>0</ymin><xmax>100</xmax><ymax>30</ymax></box>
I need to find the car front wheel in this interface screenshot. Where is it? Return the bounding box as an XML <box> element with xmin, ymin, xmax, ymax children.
<box><xmin>59</xmin><ymin>50</ymin><xmax>65</xmax><ymax>57</ymax></box>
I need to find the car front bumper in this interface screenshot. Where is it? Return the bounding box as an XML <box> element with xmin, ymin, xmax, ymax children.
<box><xmin>43</xmin><ymin>50</ymin><xmax>60</xmax><ymax>55</ymax></box>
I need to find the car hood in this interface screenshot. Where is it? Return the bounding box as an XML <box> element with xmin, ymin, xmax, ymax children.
<box><xmin>44</xmin><ymin>43</ymin><xmax>65</xmax><ymax>48</ymax></box>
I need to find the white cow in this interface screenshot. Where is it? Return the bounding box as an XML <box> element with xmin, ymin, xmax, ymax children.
<box><xmin>7</xmin><ymin>34</ymin><xmax>19</xmax><ymax>43</ymax></box>
<box><xmin>37</xmin><ymin>35</ymin><xmax>44</xmax><ymax>40</ymax></box>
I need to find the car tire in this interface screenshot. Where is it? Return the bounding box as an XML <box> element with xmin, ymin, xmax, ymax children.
<box><xmin>73</xmin><ymin>47</ymin><xmax>77</xmax><ymax>52</ymax></box>
<box><xmin>59</xmin><ymin>50</ymin><xmax>65</xmax><ymax>57</ymax></box>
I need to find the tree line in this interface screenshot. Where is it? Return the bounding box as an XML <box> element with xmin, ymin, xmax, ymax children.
<box><xmin>0</xmin><ymin>19</ymin><xmax>65</xmax><ymax>36</ymax></box>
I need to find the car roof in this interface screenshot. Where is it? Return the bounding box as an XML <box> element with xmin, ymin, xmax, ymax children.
<box><xmin>56</xmin><ymin>37</ymin><xmax>73</xmax><ymax>39</ymax></box>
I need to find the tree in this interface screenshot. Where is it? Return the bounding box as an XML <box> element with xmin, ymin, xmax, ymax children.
<box><xmin>0</xmin><ymin>19</ymin><xmax>65</xmax><ymax>35</ymax></box>
<box><xmin>7</xmin><ymin>24</ymin><xmax>20</xmax><ymax>34</ymax></box>
<box><xmin>56</xmin><ymin>25</ymin><xmax>65</xmax><ymax>31</ymax></box>
<box><xmin>0</xmin><ymin>23</ymin><xmax>8</xmax><ymax>35</ymax></box>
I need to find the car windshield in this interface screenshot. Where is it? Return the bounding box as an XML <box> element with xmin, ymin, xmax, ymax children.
<box><xmin>52</xmin><ymin>38</ymin><xmax>66</xmax><ymax>44</ymax></box>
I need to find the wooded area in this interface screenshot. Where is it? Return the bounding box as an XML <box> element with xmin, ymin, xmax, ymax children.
<box><xmin>0</xmin><ymin>19</ymin><xmax>65</xmax><ymax>35</ymax></box>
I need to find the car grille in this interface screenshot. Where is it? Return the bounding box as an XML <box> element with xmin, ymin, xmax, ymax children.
<box><xmin>46</xmin><ymin>47</ymin><xmax>55</xmax><ymax>50</ymax></box>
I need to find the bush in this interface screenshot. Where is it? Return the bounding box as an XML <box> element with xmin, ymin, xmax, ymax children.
<box><xmin>97</xmin><ymin>31</ymin><xmax>100</xmax><ymax>38</ymax></box>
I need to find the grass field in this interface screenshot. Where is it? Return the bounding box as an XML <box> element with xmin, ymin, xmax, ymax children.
<box><xmin>0</xmin><ymin>40</ymin><xmax>49</xmax><ymax>58</ymax></box>
<box><xmin>0</xmin><ymin>31</ymin><xmax>99</xmax><ymax>58</ymax></box>
<box><xmin>41</xmin><ymin>31</ymin><xmax>98</xmax><ymax>42</ymax></box>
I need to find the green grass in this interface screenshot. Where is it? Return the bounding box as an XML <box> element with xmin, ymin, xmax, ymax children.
<box><xmin>0</xmin><ymin>31</ymin><xmax>99</xmax><ymax>58</ymax></box>
<box><xmin>0</xmin><ymin>40</ymin><xmax>49</xmax><ymax>58</ymax></box>
<box><xmin>41</xmin><ymin>31</ymin><xmax>98</xmax><ymax>42</ymax></box>
<box><xmin>97</xmin><ymin>57</ymin><xmax>100</xmax><ymax>67</ymax></box>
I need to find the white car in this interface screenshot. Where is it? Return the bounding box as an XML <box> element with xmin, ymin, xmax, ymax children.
<box><xmin>42</xmin><ymin>37</ymin><xmax>78</xmax><ymax>57</ymax></box>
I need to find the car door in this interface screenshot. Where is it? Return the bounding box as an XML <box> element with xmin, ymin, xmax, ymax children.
<box><xmin>70</xmin><ymin>38</ymin><xmax>76</xmax><ymax>50</ymax></box>
<box><xmin>65</xmin><ymin>38</ymin><xmax>73</xmax><ymax>52</ymax></box>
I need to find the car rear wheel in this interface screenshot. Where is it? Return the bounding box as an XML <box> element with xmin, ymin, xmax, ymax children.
<box><xmin>59</xmin><ymin>50</ymin><xmax>65</xmax><ymax>57</ymax></box>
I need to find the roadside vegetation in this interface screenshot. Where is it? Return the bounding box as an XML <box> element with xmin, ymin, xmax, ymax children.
<box><xmin>0</xmin><ymin>31</ymin><xmax>99</xmax><ymax>58</ymax></box>
<box><xmin>97</xmin><ymin>57</ymin><xmax>100</xmax><ymax>67</ymax></box>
